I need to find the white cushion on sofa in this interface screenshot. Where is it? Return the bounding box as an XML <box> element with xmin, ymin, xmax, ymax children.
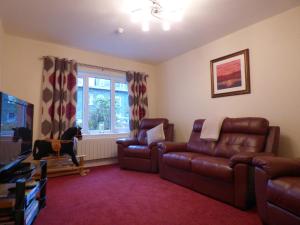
<box><xmin>147</xmin><ymin>123</ymin><xmax>165</xmax><ymax>145</ymax></box>
<box><xmin>200</xmin><ymin>117</ymin><xmax>225</xmax><ymax>141</ymax></box>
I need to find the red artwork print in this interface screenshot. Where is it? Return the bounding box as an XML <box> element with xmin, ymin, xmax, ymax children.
<box><xmin>216</xmin><ymin>59</ymin><xmax>242</xmax><ymax>90</ymax></box>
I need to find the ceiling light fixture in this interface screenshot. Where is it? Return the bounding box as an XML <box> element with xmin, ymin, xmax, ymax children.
<box><xmin>123</xmin><ymin>0</ymin><xmax>186</xmax><ymax>32</ymax></box>
<box><xmin>116</xmin><ymin>27</ymin><xmax>125</xmax><ymax>34</ymax></box>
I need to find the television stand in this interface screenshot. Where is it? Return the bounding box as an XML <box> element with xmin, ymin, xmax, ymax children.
<box><xmin>0</xmin><ymin>160</ymin><xmax>47</xmax><ymax>225</ymax></box>
<box><xmin>1</xmin><ymin>164</ymin><xmax>36</xmax><ymax>184</ymax></box>
<box><xmin>13</xmin><ymin>163</ymin><xmax>35</xmax><ymax>176</ymax></box>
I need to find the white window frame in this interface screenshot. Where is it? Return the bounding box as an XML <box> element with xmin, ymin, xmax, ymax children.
<box><xmin>77</xmin><ymin>67</ymin><xmax>129</xmax><ymax>136</ymax></box>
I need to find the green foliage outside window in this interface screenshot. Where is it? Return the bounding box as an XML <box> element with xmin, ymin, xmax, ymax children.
<box><xmin>89</xmin><ymin>95</ymin><xmax>110</xmax><ymax>131</ymax></box>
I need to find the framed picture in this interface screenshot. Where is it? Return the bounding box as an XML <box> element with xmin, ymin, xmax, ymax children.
<box><xmin>210</xmin><ymin>49</ymin><xmax>250</xmax><ymax>98</ymax></box>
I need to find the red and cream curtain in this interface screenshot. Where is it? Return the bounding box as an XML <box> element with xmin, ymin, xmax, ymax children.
<box><xmin>40</xmin><ymin>56</ymin><xmax>77</xmax><ymax>139</ymax></box>
<box><xmin>126</xmin><ymin>71</ymin><xmax>149</xmax><ymax>137</ymax></box>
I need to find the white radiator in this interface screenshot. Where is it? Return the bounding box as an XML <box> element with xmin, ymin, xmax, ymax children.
<box><xmin>77</xmin><ymin>135</ymin><xmax>126</xmax><ymax>161</ymax></box>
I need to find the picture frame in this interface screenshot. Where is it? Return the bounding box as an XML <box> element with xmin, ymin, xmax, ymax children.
<box><xmin>210</xmin><ymin>49</ymin><xmax>250</xmax><ymax>98</ymax></box>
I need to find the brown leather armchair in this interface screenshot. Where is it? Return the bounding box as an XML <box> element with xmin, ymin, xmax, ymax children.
<box><xmin>116</xmin><ymin>118</ymin><xmax>174</xmax><ymax>173</ymax></box>
<box><xmin>158</xmin><ymin>117</ymin><xmax>280</xmax><ymax>209</ymax></box>
<box><xmin>253</xmin><ymin>156</ymin><xmax>300</xmax><ymax>225</ymax></box>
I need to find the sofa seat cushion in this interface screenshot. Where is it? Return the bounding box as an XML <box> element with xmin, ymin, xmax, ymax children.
<box><xmin>191</xmin><ymin>156</ymin><xmax>233</xmax><ymax>182</ymax></box>
<box><xmin>124</xmin><ymin>145</ymin><xmax>151</xmax><ymax>159</ymax></box>
<box><xmin>267</xmin><ymin>177</ymin><xmax>300</xmax><ymax>217</ymax></box>
<box><xmin>163</xmin><ymin>152</ymin><xmax>201</xmax><ymax>171</ymax></box>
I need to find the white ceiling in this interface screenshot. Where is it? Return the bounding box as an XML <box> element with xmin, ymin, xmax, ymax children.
<box><xmin>0</xmin><ymin>0</ymin><xmax>299</xmax><ymax>64</ymax></box>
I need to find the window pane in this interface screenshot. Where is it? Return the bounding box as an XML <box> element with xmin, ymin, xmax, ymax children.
<box><xmin>88</xmin><ymin>78</ymin><xmax>111</xmax><ymax>132</ymax></box>
<box><xmin>76</xmin><ymin>78</ymin><xmax>84</xmax><ymax>128</ymax></box>
<box><xmin>115</xmin><ymin>83</ymin><xmax>129</xmax><ymax>130</ymax></box>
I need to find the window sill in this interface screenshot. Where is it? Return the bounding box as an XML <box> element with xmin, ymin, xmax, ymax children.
<box><xmin>82</xmin><ymin>132</ymin><xmax>129</xmax><ymax>139</ymax></box>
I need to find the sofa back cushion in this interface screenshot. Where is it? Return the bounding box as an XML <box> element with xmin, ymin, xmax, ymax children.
<box><xmin>215</xmin><ymin>117</ymin><xmax>269</xmax><ymax>158</ymax></box>
<box><xmin>137</xmin><ymin>118</ymin><xmax>169</xmax><ymax>145</ymax></box>
<box><xmin>187</xmin><ymin>119</ymin><xmax>216</xmax><ymax>156</ymax></box>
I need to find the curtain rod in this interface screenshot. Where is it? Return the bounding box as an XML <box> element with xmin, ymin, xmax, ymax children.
<box><xmin>78</xmin><ymin>62</ymin><xmax>128</xmax><ymax>74</ymax></box>
<box><xmin>39</xmin><ymin>56</ymin><xmax>128</xmax><ymax>74</ymax></box>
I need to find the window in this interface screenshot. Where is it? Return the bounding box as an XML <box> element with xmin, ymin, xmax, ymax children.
<box><xmin>76</xmin><ymin>78</ymin><xmax>84</xmax><ymax>128</ymax></box>
<box><xmin>76</xmin><ymin>68</ymin><xmax>129</xmax><ymax>135</ymax></box>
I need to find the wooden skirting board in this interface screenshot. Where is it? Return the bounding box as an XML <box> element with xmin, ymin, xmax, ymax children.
<box><xmin>34</xmin><ymin>155</ymin><xmax>89</xmax><ymax>178</ymax></box>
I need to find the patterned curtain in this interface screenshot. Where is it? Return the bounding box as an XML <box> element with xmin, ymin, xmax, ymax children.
<box><xmin>41</xmin><ymin>56</ymin><xmax>77</xmax><ymax>139</ymax></box>
<box><xmin>126</xmin><ymin>71</ymin><xmax>149</xmax><ymax>137</ymax></box>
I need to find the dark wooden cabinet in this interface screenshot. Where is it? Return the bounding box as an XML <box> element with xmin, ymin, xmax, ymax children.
<box><xmin>0</xmin><ymin>160</ymin><xmax>47</xmax><ymax>225</ymax></box>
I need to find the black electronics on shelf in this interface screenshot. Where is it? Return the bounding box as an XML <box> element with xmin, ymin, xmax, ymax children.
<box><xmin>0</xmin><ymin>160</ymin><xmax>47</xmax><ymax>225</ymax></box>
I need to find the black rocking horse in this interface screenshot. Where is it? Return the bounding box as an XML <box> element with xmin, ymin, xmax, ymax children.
<box><xmin>33</xmin><ymin>127</ymin><xmax>82</xmax><ymax>166</ymax></box>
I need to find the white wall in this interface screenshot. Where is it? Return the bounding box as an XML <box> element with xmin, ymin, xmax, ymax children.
<box><xmin>1</xmin><ymin>35</ymin><xmax>158</xmax><ymax>141</ymax></box>
<box><xmin>0</xmin><ymin>19</ymin><xmax>4</xmax><ymax>89</ymax></box>
<box><xmin>2</xmin><ymin>6</ymin><xmax>300</xmax><ymax>157</ymax></box>
<box><xmin>156</xmin><ymin>6</ymin><xmax>300</xmax><ymax>157</ymax></box>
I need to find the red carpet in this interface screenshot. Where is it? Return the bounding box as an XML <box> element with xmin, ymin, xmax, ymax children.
<box><xmin>35</xmin><ymin>165</ymin><xmax>262</xmax><ymax>225</ymax></box>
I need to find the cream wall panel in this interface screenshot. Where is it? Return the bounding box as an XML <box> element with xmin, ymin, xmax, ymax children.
<box><xmin>157</xmin><ymin>7</ymin><xmax>300</xmax><ymax>157</ymax></box>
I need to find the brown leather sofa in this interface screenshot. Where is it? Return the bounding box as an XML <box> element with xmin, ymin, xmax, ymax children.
<box><xmin>158</xmin><ymin>117</ymin><xmax>280</xmax><ymax>209</ymax></box>
<box><xmin>253</xmin><ymin>156</ymin><xmax>300</xmax><ymax>225</ymax></box>
<box><xmin>117</xmin><ymin>118</ymin><xmax>174</xmax><ymax>173</ymax></box>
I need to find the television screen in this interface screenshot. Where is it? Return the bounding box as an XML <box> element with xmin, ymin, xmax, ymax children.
<box><xmin>0</xmin><ymin>92</ymin><xmax>34</xmax><ymax>173</ymax></box>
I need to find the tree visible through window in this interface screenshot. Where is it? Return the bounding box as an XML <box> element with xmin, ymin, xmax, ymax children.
<box><xmin>88</xmin><ymin>78</ymin><xmax>111</xmax><ymax>131</ymax></box>
<box><xmin>115</xmin><ymin>83</ymin><xmax>129</xmax><ymax>129</ymax></box>
<box><xmin>76</xmin><ymin>70</ymin><xmax>129</xmax><ymax>134</ymax></box>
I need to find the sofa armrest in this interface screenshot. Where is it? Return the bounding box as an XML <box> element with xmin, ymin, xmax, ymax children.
<box><xmin>148</xmin><ymin>140</ymin><xmax>167</xmax><ymax>149</ymax></box>
<box><xmin>157</xmin><ymin>141</ymin><xmax>187</xmax><ymax>154</ymax></box>
<box><xmin>229</xmin><ymin>152</ymin><xmax>274</xmax><ymax>168</ymax></box>
<box><xmin>116</xmin><ymin>138</ymin><xmax>139</xmax><ymax>147</ymax></box>
<box><xmin>253</xmin><ymin>156</ymin><xmax>300</xmax><ymax>179</ymax></box>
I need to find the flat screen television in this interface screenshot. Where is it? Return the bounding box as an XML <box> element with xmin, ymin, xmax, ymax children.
<box><xmin>0</xmin><ymin>92</ymin><xmax>34</xmax><ymax>177</ymax></box>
